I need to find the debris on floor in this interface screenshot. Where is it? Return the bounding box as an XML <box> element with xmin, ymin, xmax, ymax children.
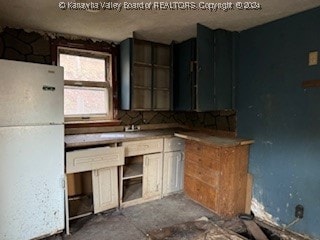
<box><xmin>45</xmin><ymin>194</ymin><xmax>313</xmax><ymax>240</ymax></box>
<box><xmin>215</xmin><ymin>216</ymin><xmax>311</xmax><ymax>240</ymax></box>
<box><xmin>147</xmin><ymin>220</ymin><xmax>246</xmax><ymax>240</ymax></box>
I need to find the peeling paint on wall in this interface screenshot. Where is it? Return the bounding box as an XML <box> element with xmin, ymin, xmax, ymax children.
<box><xmin>251</xmin><ymin>198</ymin><xmax>279</xmax><ymax>226</ymax></box>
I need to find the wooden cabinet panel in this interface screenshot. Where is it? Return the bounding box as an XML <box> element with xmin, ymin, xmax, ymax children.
<box><xmin>163</xmin><ymin>151</ymin><xmax>184</xmax><ymax>196</ymax></box>
<box><xmin>92</xmin><ymin>167</ymin><xmax>118</xmax><ymax>214</ymax></box>
<box><xmin>184</xmin><ymin>140</ymin><xmax>249</xmax><ymax>218</ymax></box>
<box><xmin>185</xmin><ymin>142</ymin><xmax>220</xmax><ymax>170</ymax></box>
<box><xmin>143</xmin><ymin>153</ymin><xmax>163</xmax><ymax>199</ymax></box>
<box><xmin>184</xmin><ymin>160</ymin><xmax>219</xmax><ymax>188</ymax></box>
<box><xmin>184</xmin><ymin>174</ymin><xmax>217</xmax><ymax>211</ymax></box>
<box><xmin>164</xmin><ymin>137</ymin><xmax>185</xmax><ymax>152</ymax></box>
<box><xmin>123</xmin><ymin>139</ymin><xmax>163</xmax><ymax>157</ymax></box>
<box><xmin>218</xmin><ymin>146</ymin><xmax>249</xmax><ymax>216</ymax></box>
<box><xmin>66</xmin><ymin>146</ymin><xmax>124</xmax><ymax>174</ymax></box>
<box><xmin>153</xmin><ymin>89</ymin><xmax>170</xmax><ymax>110</ymax></box>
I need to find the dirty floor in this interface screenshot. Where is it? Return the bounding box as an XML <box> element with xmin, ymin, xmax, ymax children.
<box><xmin>48</xmin><ymin>193</ymin><xmax>218</xmax><ymax>240</ymax></box>
<box><xmin>46</xmin><ymin>193</ymin><xmax>310</xmax><ymax>240</ymax></box>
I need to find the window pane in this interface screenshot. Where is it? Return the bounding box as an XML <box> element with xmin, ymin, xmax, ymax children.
<box><xmin>64</xmin><ymin>87</ymin><xmax>108</xmax><ymax>115</ymax></box>
<box><xmin>60</xmin><ymin>54</ymin><xmax>106</xmax><ymax>82</ymax></box>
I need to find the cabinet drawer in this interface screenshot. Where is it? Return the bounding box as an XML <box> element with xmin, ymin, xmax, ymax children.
<box><xmin>184</xmin><ymin>160</ymin><xmax>219</xmax><ymax>188</ymax></box>
<box><xmin>185</xmin><ymin>140</ymin><xmax>220</xmax><ymax>161</ymax></box>
<box><xmin>184</xmin><ymin>174</ymin><xmax>217</xmax><ymax>211</ymax></box>
<box><xmin>123</xmin><ymin>139</ymin><xmax>163</xmax><ymax>157</ymax></box>
<box><xmin>66</xmin><ymin>147</ymin><xmax>124</xmax><ymax>174</ymax></box>
<box><xmin>164</xmin><ymin>137</ymin><xmax>185</xmax><ymax>152</ymax></box>
<box><xmin>185</xmin><ymin>150</ymin><xmax>220</xmax><ymax>170</ymax></box>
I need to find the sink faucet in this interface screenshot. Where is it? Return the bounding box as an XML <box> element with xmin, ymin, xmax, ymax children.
<box><xmin>125</xmin><ymin>124</ymin><xmax>141</xmax><ymax>132</ymax></box>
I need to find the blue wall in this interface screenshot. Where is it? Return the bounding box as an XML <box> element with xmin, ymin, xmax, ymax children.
<box><xmin>237</xmin><ymin>7</ymin><xmax>320</xmax><ymax>238</ymax></box>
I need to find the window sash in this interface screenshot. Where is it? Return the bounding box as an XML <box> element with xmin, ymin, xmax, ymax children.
<box><xmin>58</xmin><ymin>47</ymin><xmax>113</xmax><ymax>121</ymax></box>
<box><xmin>64</xmin><ymin>80</ymin><xmax>110</xmax><ymax>88</ymax></box>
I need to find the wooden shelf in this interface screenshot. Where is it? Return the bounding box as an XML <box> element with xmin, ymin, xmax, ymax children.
<box><xmin>153</xmin><ymin>87</ymin><xmax>170</xmax><ymax>91</ymax></box>
<box><xmin>154</xmin><ymin>64</ymin><xmax>170</xmax><ymax>69</ymax></box>
<box><xmin>123</xmin><ymin>163</ymin><xmax>143</xmax><ymax>180</ymax></box>
<box><xmin>68</xmin><ymin>194</ymin><xmax>93</xmax><ymax>219</ymax></box>
<box><xmin>134</xmin><ymin>62</ymin><xmax>152</xmax><ymax>67</ymax></box>
<box><xmin>133</xmin><ymin>85</ymin><xmax>152</xmax><ymax>90</ymax></box>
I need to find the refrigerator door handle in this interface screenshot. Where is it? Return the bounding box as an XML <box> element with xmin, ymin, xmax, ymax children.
<box><xmin>61</xmin><ymin>177</ymin><xmax>65</xmax><ymax>189</ymax></box>
<box><xmin>42</xmin><ymin>85</ymin><xmax>56</xmax><ymax>91</ymax></box>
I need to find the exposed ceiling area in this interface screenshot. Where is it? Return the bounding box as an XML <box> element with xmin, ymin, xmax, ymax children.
<box><xmin>0</xmin><ymin>0</ymin><xmax>320</xmax><ymax>44</ymax></box>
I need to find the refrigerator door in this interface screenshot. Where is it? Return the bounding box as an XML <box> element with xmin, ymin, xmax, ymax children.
<box><xmin>0</xmin><ymin>125</ymin><xmax>64</xmax><ymax>240</ymax></box>
<box><xmin>0</xmin><ymin>60</ymin><xmax>64</xmax><ymax>126</ymax></box>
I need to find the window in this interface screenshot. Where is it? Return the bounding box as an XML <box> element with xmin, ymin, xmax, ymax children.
<box><xmin>58</xmin><ymin>47</ymin><xmax>113</xmax><ymax>121</ymax></box>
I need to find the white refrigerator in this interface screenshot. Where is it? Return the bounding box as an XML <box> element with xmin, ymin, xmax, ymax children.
<box><xmin>0</xmin><ymin>59</ymin><xmax>65</xmax><ymax>240</ymax></box>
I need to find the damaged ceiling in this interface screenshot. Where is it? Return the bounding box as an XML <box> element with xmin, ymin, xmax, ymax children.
<box><xmin>0</xmin><ymin>0</ymin><xmax>320</xmax><ymax>43</ymax></box>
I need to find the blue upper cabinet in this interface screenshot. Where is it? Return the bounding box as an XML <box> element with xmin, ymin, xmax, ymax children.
<box><xmin>213</xmin><ymin>29</ymin><xmax>234</xmax><ymax>110</ymax></box>
<box><xmin>173</xmin><ymin>38</ymin><xmax>196</xmax><ymax>111</ymax></box>
<box><xmin>197</xmin><ymin>24</ymin><xmax>215</xmax><ymax>111</ymax></box>
<box><xmin>120</xmin><ymin>38</ymin><xmax>172</xmax><ymax>111</ymax></box>
<box><xmin>173</xmin><ymin>24</ymin><xmax>236</xmax><ymax>111</ymax></box>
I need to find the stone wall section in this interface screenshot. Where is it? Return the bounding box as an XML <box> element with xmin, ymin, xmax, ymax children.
<box><xmin>118</xmin><ymin>110</ymin><xmax>236</xmax><ymax>131</ymax></box>
<box><xmin>0</xmin><ymin>28</ymin><xmax>51</xmax><ymax>64</ymax></box>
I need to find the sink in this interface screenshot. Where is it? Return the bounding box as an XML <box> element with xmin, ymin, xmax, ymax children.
<box><xmin>100</xmin><ymin>133</ymin><xmax>125</xmax><ymax>138</ymax></box>
<box><xmin>99</xmin><ymin>132</ymin><xmax>144</xmax><ymax>139</ymax></box>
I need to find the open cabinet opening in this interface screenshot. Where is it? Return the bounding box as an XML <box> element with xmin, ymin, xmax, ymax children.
<box><xmin>67</xmin><ymin>171</ymin><xmax>93</xmax><ymax>220</ymax></box>
<box><xmin>122</xmin><ymin>155</ymin><xmax>143</xmax><ymax>202</ymax></box>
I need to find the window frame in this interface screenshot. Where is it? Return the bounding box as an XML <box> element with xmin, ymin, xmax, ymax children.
<box><xmin>51</xmin><ymin>38</ymin><xmax>119</xmax><ymax>124</ymax></box>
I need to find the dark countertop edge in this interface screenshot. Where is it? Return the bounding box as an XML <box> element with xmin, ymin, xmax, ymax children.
<box><xmin>174</xmin><ymin>133</ymin><xmax>254</xmax><ymax>148</ymax></box>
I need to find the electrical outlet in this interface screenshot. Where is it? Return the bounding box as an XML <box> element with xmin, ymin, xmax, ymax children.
<box><xmin>309</xmin><ymin>51</ymin><xmax>318</xmax><ymax>66</ymax></box>
<box><xmin>295</xmin><ymin>204</ymin><xmax>304</xmax><ymax>219</ymax></box>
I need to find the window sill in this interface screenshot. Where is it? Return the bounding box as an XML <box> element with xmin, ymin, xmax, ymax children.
<box><xmin>65</xmin><ymin>120</ymin><xmax>122</xmax><ymax>128</ymax></box>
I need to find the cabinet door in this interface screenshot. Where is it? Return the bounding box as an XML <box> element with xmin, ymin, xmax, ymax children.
<box><xmin>196</xmin><ymin>23</ymin><xmax>215</xmax><ymax>111</ymax></box>
<box><xmin>173</xmin><ymin>38</ymin><xmax>196</xmax><ymax>111</ymax></box>
<box><xmin>214</xmin><ymin>29</ymin><xmax>234</xmax><ymax>109</ymax></box>
<box><xmin>163</xmin><ymin>151</ymin><xmax>184</xmax><ymax>196</ymax></box>
<box><xmin>143</xmin><ymin>153</ymin><xmax>163</xmax><ymax>199</ymax></box>
<box><xmin>120</xmin><ymin>38</ymin><xmax>172</xmax><ymax>111</ymax></box>
<box><xmin>92</xmin><ymin>167</ymin><xmax>118</xmax><ymax>214</ymax></box>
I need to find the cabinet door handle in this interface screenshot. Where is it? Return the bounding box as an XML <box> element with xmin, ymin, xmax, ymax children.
<box><xmin>42</xmin><ymin>85</ymin><xmax>56</xmax><ymax>91</ymax></box>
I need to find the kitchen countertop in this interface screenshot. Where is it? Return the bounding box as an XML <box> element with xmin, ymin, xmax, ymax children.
<box><xmin>65</xmin><ymin>128</ymin><xmax>253</xmax><ymax>149</ymax></box>
<box><xmin>64</xmin><ymin>128</ymin><xmax>187</xmax><ymax>148</ymax></box>
<box><xmin>174</xmin><ymin>132</ymin><xmax>254</xmax><ymax>147</ymax></box>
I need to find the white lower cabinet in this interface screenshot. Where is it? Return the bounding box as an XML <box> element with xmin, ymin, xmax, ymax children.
<box><xmin>120</xmin><ymin>139</ymin><xmax>164</xmax><ymax>207</ymax></box>
<box><xmin>120</xmin><ymin>137</ymin><xmax>184</xmax><ymax>208</ymax></box>
<box><xmin>162</xmin><ymin>137</ymin><xmax>185</xmax><ymax>196</ymax></box>
<box><xmin>143</xmin><ymin>153</ymin><xmax>163</xmax><ymax>199</ymax></box>
<box><xmin>163</xmin><ymin>151</ymin><xmax>184</xmax><ymax>196</ymax></box>
<box><xmin>65</xmin><ymin>146</ymin><xmax>124</xmax><ymax>234</ymax></box>
<box><xmin>92</xmin><ymin>167</ymin><xmax>118</xmax><ymax>214</ymax></box>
